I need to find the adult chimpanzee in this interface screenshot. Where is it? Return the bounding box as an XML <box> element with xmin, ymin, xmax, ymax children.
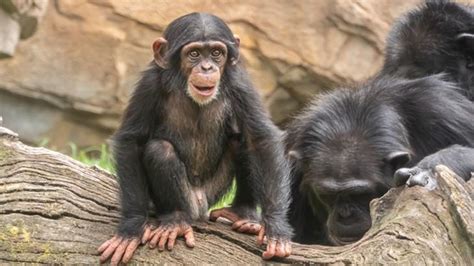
<box><xmin>98</xmin><ymin>13</ymin><xmax>292</xmax><ymax>264</ymax></box>
<box><xmin>395</xmin><ymin>145</ymin><xmax>474</xmax><ymax>190</ymax></box>
<box><xmin>285</xmin><ymin>74</ymin><xmax>474</xmax><ymax>245</ymax></box>
<box><xmin>383</xmin><ymin>0</ymin><xmax>474</xmax><ymax>101</ymax></box>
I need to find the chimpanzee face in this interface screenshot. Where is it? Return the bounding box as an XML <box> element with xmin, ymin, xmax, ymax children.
<box><xmin>306</xmin><ymin>161</ymin><xmax>383</xmax><ymax>244</ymax></box>
<box><xmin>152</xmin><ymin>33</ymin><xmax>240</xmax><ymax>106</ymax></box>
<box><xmin>301</xmin><ymin>143</ymin><xmax>408</xmax><ymax>245</ymax></box>
<box><xmin>179</xmin><ymin>41</ymin><xmax>228</xmax><ymax>105</ymax></box>
<box><xmin>150</xmin><ymin>12</ymin><xmax>241</xmax><ymax>106</ymax></box>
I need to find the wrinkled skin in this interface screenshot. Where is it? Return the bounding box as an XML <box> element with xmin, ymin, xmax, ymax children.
<box><xmin>148</xmin><ymin>222</ymin><xmax>195</xmax><ymax>251</ymax></box>
<box><xmin>98</xmin><ymin>225</ymin><xmax>153</xmax><ymax>265</ymax></box>
<box><xmin>394</xmin><ymin>167</ymin><xmax>438</xmax><ymax>190</ymax></box>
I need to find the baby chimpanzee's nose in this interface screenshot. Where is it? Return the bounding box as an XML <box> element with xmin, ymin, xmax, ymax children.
<box><xmin>200</xmin><ymin>61</ymin><xmax>213</xmax><ymax>71</ymax></box>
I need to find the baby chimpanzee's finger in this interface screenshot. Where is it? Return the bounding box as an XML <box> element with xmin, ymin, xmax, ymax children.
<box><xmin>257</xmin><ymin>225</ymin><xmax>265</xmax><ymax>245</ymax></box>
<box><xmin>262</xmin><ymin>239</ymin><xmax>276</xmax><ymax>260</ymax></box>
<box><xmin>158</xmin><ymin>229</ymin><xmax>171</xmax><ymax>251</ymax></box>
<box><xmin>98</xmin><ymin>235</ymin><xmax>117</xmax><ymax>253</ymax></box>
<box><xmin>167</xmin><ymin>228</ymin><xmax>179</xmax><ymax>250</ymax></box>
<box><xmin>110</xmin><ymin>239</ymin><xmax>130</xmax><ymax>266</ymax></box>
<box><xmin>122</xmin><ymin>238</ymin><xmax>140</xmax><ymax>263</ymax></box>
<box><xmin>99</xmin><ymin>236</ymin><xmax>123</xmax><ymax>263</ymax></box>
<box><xmin>142</xmin><ymin>225</ymin><xmax>153</xmax><ymax>244</ymax></box>
<box><xmin>149</xmin><ymin>227</ymin><xmax>165</xmax><ymax>249</ymax></box>
<box><xmin>184</xmin><ymin>227</ymin><xmax>195</xmax><ymax>248</ymax></box>
<box><xmin>274</xmin><ymin>240</ymin><xmax>287</xmax><ymax>258</ymax></box>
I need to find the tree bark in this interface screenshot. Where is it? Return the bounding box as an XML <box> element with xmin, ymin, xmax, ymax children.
<box><xmin>0</xmin><ymin>126</ymin><xmax>473</xmax><ymax>264</ymax></box>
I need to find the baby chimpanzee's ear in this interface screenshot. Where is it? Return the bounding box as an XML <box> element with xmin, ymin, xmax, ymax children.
<box><xmin>152</xmin><ymin>37</ymin><xmax>169</xmax><ymax>69</ymax></box>
<box><xmin>230</xmin><ymin>34</ymin><xmax>240</xmax><ymax>65</ymax></box>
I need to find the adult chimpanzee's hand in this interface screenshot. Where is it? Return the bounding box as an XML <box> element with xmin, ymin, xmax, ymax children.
<box><xmin>257</xmin><ymin>225</ymin><xmax>292</xmax><ymax>260</ymax></box>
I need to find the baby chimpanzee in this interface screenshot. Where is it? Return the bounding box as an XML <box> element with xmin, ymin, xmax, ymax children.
<box><xmin>98</xmin><ymin>12</ymin><xmax>292</xmax><ymax>264</ymax></box>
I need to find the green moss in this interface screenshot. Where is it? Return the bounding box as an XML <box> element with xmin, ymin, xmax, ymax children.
<box><xmin>0</xmin><ymin>144</ymin><xmax>12</xmax><ymax>161</ymax></box>
<box><xmin>36</xmin><ymin>244</ymin><xmax>53</xmax><ymax>262</ymax></box>
<box><xmin>0</xmin><ymin>221</ymin><xmax>60</xmax><ymax>262</ymax></box>
<box><xmin>1</xmin><ymin>222</ymin><xmax>30</xmax><ymax>259</ymax></box>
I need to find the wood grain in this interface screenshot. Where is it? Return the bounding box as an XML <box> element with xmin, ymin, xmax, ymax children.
<box><xmin>0</xmin><ymin>127</ymin><xmax>472</xmax><ymax>264</ymax></box>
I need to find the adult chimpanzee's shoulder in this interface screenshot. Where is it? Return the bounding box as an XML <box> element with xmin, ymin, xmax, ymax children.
<box><xmin>388</xmin><ymin>0</ymin><xmax>473</xmax><ymax>43</ymax></box>
<box><xmin>423</xmin><ymin>0</ymin><xmax>473</xmax><ymax>17</ymax></box>
<box><xmin>384</xmin><ymin>0</ymin><xmax>473</xmax><ymax>73</ymax></box>
<box><xmin>383</xmin><ymin>0</ymin><xmax>474</xmax><ymax>101</ymax></box>
<box><xmin>392</xmin><ymin>74</ymin><xmax>471</xmax><ymax>110</ymax></box>
<box><xmin>389</xmin><ymin>74</ymin><xmax>473</xmax><ymax>120</ymax></box>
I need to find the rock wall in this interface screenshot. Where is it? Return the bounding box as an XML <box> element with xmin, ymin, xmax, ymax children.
<box><xmin>0</xmin><ymin>0</ymin><xmax>439</xmax><ymax>147</ymax></box>
<box><xmin>0</xmin><ymin>0</ymin><xmax>48</xmax><ymax>58</ymax></box>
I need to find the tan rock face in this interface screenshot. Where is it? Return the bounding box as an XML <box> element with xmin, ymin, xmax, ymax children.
<box><xmin>0</xmin><ymin>0</ymin><xmax>432</xmax><ymax>147</ymax></box>
<box><xmin>0</xmin><ymin>0</ymin><xmax>48</xmax><ymax>57</ymax></box>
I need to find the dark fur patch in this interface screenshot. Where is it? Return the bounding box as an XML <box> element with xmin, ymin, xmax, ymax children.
<box><xmin>383</xmin><ymin>0</ymin><xmax>474</xmax><ymax>100</ymax></box>
<box><xmin>286</xmin><ymin>74</ymin><xmax>474</xmax><ymax>244</ymax></box>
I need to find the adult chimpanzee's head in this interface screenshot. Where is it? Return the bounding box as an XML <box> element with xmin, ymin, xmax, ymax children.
<box><xmin>384</xmin><ymin>1</ymin><xmax>474</xmax><ymax>100</ymax></box>
<box><xmin>291</xmin><ymin>87</ymin><xmax>412</xmax><ymax>245</ymax></box>
<box><xmin>153</xmin><ymin>12</ymin><xmax>240</xmax><ymax>105</ymax></box>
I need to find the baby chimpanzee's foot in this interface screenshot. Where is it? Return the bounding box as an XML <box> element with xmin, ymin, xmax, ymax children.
<box><xmin>147</xmin><ymin>211</ymin><xmax>196</xmax><ymax>251</ymax></box>
<box><xmin>98</xmin><ymin>224</ymin><xmax>154</xmax><ymax>266</ymax></box>
<box><xmin>210</xmin><ymin>206</ymin><xmax>261</xmax><ymax>235</ymax></box>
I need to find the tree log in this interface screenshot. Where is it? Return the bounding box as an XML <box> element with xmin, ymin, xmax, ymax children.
<box><xmin>0</xmin><ymin>126</ymin><xmax>473</xmax><ymax>264</ymax></box>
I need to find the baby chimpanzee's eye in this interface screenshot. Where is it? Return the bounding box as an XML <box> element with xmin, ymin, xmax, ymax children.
<box><xmin>211</xmin><ymin>49</ymin><xmax>222</xmax><ymax>57</ymax></box>
<box><xmin>189</xmin><ymin>50</ymin><xmax>200</xmax><ymax>58</ymax></box>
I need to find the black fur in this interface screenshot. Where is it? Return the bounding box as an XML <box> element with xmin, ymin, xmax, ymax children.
<box><xmin>112</xmin><ymin>12</ymin><xmax>292</xmax><ymax>240</ymax></box>
<box><xmin>286</xmin><ymin>74</ymin><xmax>474</xmax><ymax>245</ymax></box>
<box><xmin>414</xmin><ymin>145</ymin><xmax>474</xmax><ymax>181</ymax></box>
<box><xmin>395</xmin><ymin>145</ymin><xmax>474</xmax><ymax>188</ymax></box>
<box><xmin>383</xmin><ymin>0</ymin><xmax>474</xmax><ymax>100</ymax></box>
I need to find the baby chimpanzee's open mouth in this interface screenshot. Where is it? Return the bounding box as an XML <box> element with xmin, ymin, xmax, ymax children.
<box><xmin>191</xmin><ymin>84</ymin><xmax>216</xmax><ymax>97</ymax></box>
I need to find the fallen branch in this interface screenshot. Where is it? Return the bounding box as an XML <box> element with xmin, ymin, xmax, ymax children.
<box><xmin>0</xmin><ymin>126</ymin><xmax>472</xmax><ymax>264</ymax></box>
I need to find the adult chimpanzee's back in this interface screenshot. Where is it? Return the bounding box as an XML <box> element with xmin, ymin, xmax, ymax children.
<box><xmin>383</xmin><ymin>0</ymin><xmax>474</xmax><ymax>100</ymax></box>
